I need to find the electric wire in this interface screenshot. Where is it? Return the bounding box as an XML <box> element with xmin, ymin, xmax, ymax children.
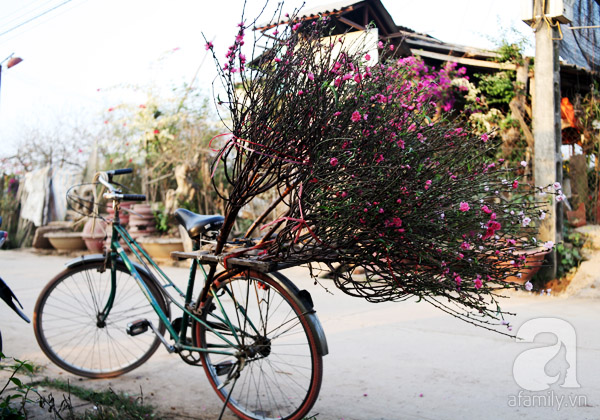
<box><xmin>0</xmin><ymin>0</ymin><xmax>61</xmax><ymax>30</ymax></box>
<box><xmin>0</xmin><ymin>0</ymin><xmax>74</xmax><ymax>39</ymax></box>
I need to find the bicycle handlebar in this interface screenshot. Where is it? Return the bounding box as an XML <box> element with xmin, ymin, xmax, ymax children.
<box><xmin>106</xmin><ymin>168</ymin><xmax>133</xmax><ymax>176</ymax></box>
<box><xmin>121</xmin><ymin>194</ymin><xmax>146</xmax><ymax>202</ymax></box>
<box><xmin>94</xmin><ymin>170</ymin><xmax>146</xmax><ymax>202</ymax></box>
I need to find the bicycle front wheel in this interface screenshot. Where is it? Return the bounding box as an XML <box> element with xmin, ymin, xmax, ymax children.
<box><xmin>196</xmin><ymin>270</ymin><xmax>323</xmax><ymax>420</ymax></box>
<box><xmin>34</xmin><ymin>261</ymin><xmax>167</xmax><ymax>378</ymax></box>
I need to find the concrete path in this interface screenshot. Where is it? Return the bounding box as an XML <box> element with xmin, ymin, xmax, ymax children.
<box><xmin>1</xmin><ymin>248</ymin><xmax>599</xmax><ymax>419</ymax></box>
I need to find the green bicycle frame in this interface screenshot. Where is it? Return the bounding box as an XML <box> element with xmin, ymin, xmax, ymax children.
<box><xmin>98</xmin><ymin>218</ymin><xmax>250</xmax><ymax>357</ymax></box>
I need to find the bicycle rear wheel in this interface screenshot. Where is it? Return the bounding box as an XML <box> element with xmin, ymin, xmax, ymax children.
<box><xmin>196</xmin><ymin>270</ymin><xmax>323</xmax><ymax>420</ymax></box>
<box><xmin>34</xmin><ymin>261</ymin><xmax>167</xmax><ymax>378</ymax></box>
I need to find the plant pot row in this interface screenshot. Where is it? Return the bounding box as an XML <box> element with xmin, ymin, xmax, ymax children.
<box><xmin>44</xmin><ymin>204</ymin><xmax>183</xmax><ymax>258</ymax></box>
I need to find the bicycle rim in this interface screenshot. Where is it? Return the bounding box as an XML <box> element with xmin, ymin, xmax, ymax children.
<box><xmin>34</xmin><ymin>262</ymin><xmax>166</xmax><ymax>378</ymax></box>
<box><xmin>197</xmin><ymin>270</ymin><xmax>322</xmax><ymax>420</ymax></box>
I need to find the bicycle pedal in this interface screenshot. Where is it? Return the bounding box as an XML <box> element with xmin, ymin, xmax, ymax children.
<box><xmin>126</xmin><ymin>319</ymin><xmax>150</xmax><ymax>336</ymax></box>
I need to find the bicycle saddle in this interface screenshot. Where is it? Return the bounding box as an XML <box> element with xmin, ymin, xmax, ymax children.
<box><xmin>174</xmin><ymin>209</ymin><xmax>224</xmax><ymax>240</ymax></box>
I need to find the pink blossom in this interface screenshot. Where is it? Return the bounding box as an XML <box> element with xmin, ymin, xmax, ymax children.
<box><xmin>307</xmin><ymin>72</ymin><xmax>314</xmax><ymax>81</ymax></box>
<box><xmin>205</xmin><ymin>41</ymin><xmax>213</xmax><ymax>50</ymax></box>
<box><xmin>425</xmin><ymin>180</ymin><xmax>432</xmax><ymax>190</ymax></box>
<box><xmin>364</xmin><ymin>54</ymin><xmax>371</xmax><ymax>61</ymax></box>
<box><xmin>481</xmin><ymin>133</ymin><xmax>489</xmax><ymax>142</ymax></box>
<box><xmin>525</xmin><ymin>281</ymin><xmax>533</xmax><ymax>291</ymax></box>
<box><xmin>387</xmin><ymin>217</ymin><xmax>402</xmax><ymax>228</ymax></box>
<box><xmin>460</xmin><ymin>241</ymin><xmax>471</xmax><ymax>251</ymax></box>
<box><xmin>298</xmin><ymin>90</ymin><xmax>304</xmax><ymax>95</ymax></box>
<box><xmin>376</xmin><ymin>154</ymin><xmax>384</xmax><ymax>163</ymax></box>
<box><xmin>292</xmin><ymin>22</ymin><xmax>301</xmax><ymax>31</ymax></box>
<box><xmin>330</xmin><ymin>157</ymin><xmax>339</xmax><ymax>166</ymax></box>
<box><xmin>481</xmin><ymin>205</ymin><xmax>492</xmax><ymax>214</ymax></box>
<box><xmin>378</xmin><ymin>41</ymin><xmax>384</xmax><ymax>48</ymax></box>
<box><xmin>351</xmin><ymin>111</ymin><xmax>362</xmax><ymax>122</ymax></box>
<box><xmin>512</xmin><ymin>180</ymin><xmax>519</xmax><ymax>189</ymax></box>
<box><xmin>459</xmin><ymin>202</ymin><xmax>470</xmax><ymax>212</ymax></box>
<box><xmin>454</xmin><ymin>273</ymin><xmax>462</xmax><ymax>286</ymax></box>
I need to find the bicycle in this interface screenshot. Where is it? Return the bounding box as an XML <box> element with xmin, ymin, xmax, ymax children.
<box><xmin>33</xmin><ymin>169</ymin><xmax>328</xmax><ymax>420</ymax></box>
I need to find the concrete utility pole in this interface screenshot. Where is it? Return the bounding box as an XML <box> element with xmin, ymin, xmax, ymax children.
<box><xmin>532</xmin><ymin>0</ymin><xmax>563</xmax><ymax>278</ymax></box>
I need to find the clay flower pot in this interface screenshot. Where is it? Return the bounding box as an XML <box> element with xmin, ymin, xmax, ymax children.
<box><xmin>82</xmin><ymin>218</ymin><xmax>108</xmax><ymax>252</ymax></box>
<box><xmin>136</xmin><ymin>236</ymin><xmax>184</xmax><ymax>260</ymax></box>
<box><xmin>504</xmin><ymin>247</ymin><xmax>550</xmax><ymax>284</ymax></box>
<box><xmin>128</xmin><ymin>204</ymin><xmax>157</xmax><ymax>239</ymax></box>
<box><xmin>45</xmin><ymin>232</ymin><xmax>86</xmax><ymax>251</ymax></box>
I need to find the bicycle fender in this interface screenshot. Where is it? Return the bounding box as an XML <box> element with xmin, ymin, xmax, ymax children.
<box><xmin>270</xmin><ymin>271</ymin><xmax>329</xmax><ymax>356</ymax></box>
<box><xmin>64</xmin><ymin>254</ymin><xmax>170</xmax><ymax>318</ymax></box>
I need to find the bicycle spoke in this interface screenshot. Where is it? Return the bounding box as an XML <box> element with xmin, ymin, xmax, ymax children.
<box><xmin>35</xmin><ymin>262</ymin><xmax>165</xmax><ymax>378</ymax></box>
<box><xmin>199</xmin><ymin>272</ymin><xmax>322</xmax><ymax>420</ymax></box>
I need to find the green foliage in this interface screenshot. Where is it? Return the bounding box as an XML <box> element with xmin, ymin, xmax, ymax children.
<box><xmin>154</xmin><ymin>206</ymin><xmax>172</xmax><ymax>234</ymax></box>
<box><xmin>0</xmin><ymin>175</ymin><xmax>20</xmax><ymax>248</ymax></box>
<box><xmin>100</xmin><ymin>85</ymin><xmax>222</xmax><ymax>211</ymax></box>
<box><xmin>497</xmin><ymin>43</ymin><xmax>524</xmax><ymax>64</ymax></box>
<box><xmin>1</xmin><ymin>354</ymin><xmax>161</xmax><ymax>420</ymax></box>
<box><xmin>39</xmin><ymin>378</ymin><xmax>159</xmax><ymax>420</ymax></box>
<box><xmin>1</xmin><ymin>353</ymin><xmax>39</xmax><ymax>420</ymax></box>
<box><xmin>474</xmin><ymin>72</ymin><xmax>516</xmax><ymax>108</ymax></box>
<box><xmin>556</xmin><ymin>227</ymin><xmax>585</xmax><ymax>278</ymax></box>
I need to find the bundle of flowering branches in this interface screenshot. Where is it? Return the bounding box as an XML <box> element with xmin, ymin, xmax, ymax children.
<box><xmin>206</xmin><ymin>6</ymin><xmax>556</xmax><ymax>331</ymax></box>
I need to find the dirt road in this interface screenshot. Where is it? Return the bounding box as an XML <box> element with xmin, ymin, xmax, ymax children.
<box><xmin>1</xmin><ymin>248</ymin><xmax>599</xmax><ymax>419</ymax></box>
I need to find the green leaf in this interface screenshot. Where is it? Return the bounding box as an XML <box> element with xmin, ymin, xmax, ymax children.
<box><xmin>10</xmin><ymin>377</ymin><xmax>23</xmax><ymax>388</ymax></box>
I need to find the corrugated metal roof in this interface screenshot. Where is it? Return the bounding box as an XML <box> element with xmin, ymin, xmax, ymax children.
<box><xmin>294</xmin><ymin>0</ymin><xmax>359</xmax><ymax>18</ymax></box>
<box><xmin>256</xmin><ymin>0</ymin><xmax>401</xmax><ymax>35</ymax></box>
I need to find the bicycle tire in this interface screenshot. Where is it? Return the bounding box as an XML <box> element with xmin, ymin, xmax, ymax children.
<box><xmin>196</xmin><ymin>270</ymin><xmax>323</xmax><ymax>420</ymax></box>
<box><xmin>34</xmin><ymin>261</ymin><xmax>167</xmax><ymax>378</ymax></box>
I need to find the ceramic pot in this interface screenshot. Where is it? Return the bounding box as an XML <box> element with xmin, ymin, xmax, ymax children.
<box><xmin>45</xmin><ymin>232</ymin><xmax>86</xmax><ymax>251</ymax></box>
<box><xmin>82</xmin><ymin>218</ymin><xmax>108</xmax><ymax>252</ymax></box>
<box><xmin>136</xmin><ymin>236</ymin><xmax>184</xmax><ymax>259</ymax></box>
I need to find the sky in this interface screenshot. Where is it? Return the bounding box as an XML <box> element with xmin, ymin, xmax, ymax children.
<box><xmin>0</xmin><ymin>0</ymin><xmax>533</xmax><ymax>158</ymax></box>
